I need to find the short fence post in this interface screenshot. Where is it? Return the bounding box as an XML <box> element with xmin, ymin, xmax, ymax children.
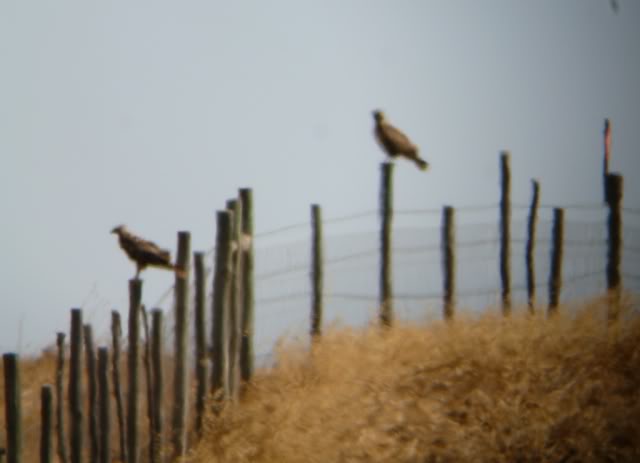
<box><xmin>606</xmin><ymin>173</ymin><xmax>623</xmax><ymax>321</ymax></box>
<box><xmin>151</xmin><ymin>310</ymin><xmax>165</xmax><ymax>463</ymax></box>
<box><xmin>40</xmin><ymin>385</ymin><xmax>53</xmax><ymax>463</ymax></box>
<box><xmin>3</xmin><ymin>353</ymin><xmax>22</xmax><ymax>463</ymax></box>
<box><xmin>140</xmin><ymin>306</ymin><xmax>155</xmax><ymax>463</ymax></box>
<box><xmin>127</xmin><ymin>279</ymin><xmax>142</xmax><ymax>463</ymax></box>
<box><xmin>227</xmin><ymin>199</ymin><xmax>243</xmax><ymax>402</ymax></box>
<box><xmin>110</xmin><ymin>311</ymin><xmax>127</xmax><ymax>463</ymax></box>
<box><xmin>55</xmin><ymin>333</ymin><xmax>69</xmax><ymax>463</ymax></box>
<box><xmin>172</xmin><ymin>232</ymin><xmax>190</xmax><ymax>460</ymax></box>
<box><xmin>310</xmin><ymin>204</ymin><xmax>324</xmax><ymax>337</ymax></box>
<box><xmin>441</xmin><ymin>206</ymin><xmax>455</xmax><ymax>320</ymax></box>
<box><xmin>499</xmin><ymin>152</ymin><xmax>512</xmax><ymax>315</ymax></box>
<box><xmin>379</xmin><ymin>162</ymin><xmax>394</xmax><ymax>327</ymax></box>
<box><xmin>548</xmin><ymin>208</ymin><xmax>565</xmax><ymax>315</ymax></box>
<box><xmin>68</xmin><ymin>309</ymin><xmax>83</xmax><ymax>463</ymax></box>
<box><xmin>211</xmin><ymin>210</ymin><xmax>233</xmax><ymax>404</ymax></box>
<box><xmin>193</xmin><ymin>252</ymin><xmax>208</xmax><ymax>435</ymax></box>
<box><xmin>97</xmin><ymin>348</ymin><xmax>110</xmax><ymax>463</ymax></box>
<box><xmin>239</xmin><ymin>188</ymin><xmax>255</xmax><ymax>382</ymax></box>
<box><xmin>526</xmin><ymin>180</ymin><xmax>540</xmax><ymax>313</ymax></box>
<box><xmin>83</xmin><ymin>325</ymin><xmax>99</xmax><ymax>463</ymax></box>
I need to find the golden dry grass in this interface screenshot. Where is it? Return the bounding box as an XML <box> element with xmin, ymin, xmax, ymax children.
<box><xmin>189</xmin><ymin>297</ymin><xmax>640</xmax><ymax>463</ymax></box>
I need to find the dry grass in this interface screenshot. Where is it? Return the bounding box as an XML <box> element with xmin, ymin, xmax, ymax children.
<box><xmin>189</xmin><ymin>297</ymin><xmax>640</xmax><ymax>463</ymax></box>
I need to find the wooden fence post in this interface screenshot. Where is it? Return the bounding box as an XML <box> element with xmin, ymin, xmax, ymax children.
<box><xmin>606</xmin><ymin>173</ymin><xmax>624</xmax><ymax>321</ymax></box>
<box><xmin>310</xmin><ymin>204</ymin><xmax>324</xmax><ymax>337</ymax></box>
<box><xmin>68</xmin><ymin>309</ymin><xmax>83</xmax><ymax>463</ymax></box>
<box><xmin>55</xmin><ymin>333</ymin><xmax>68</xmax><ymax>463</ymax></box>
<box><xmin>525</xmin><ymin>180</ymin><xmax>540</xmax><ymax>313</ymax></box>
<box><xmin>97</xmin><ymin>348</ymin><xmax>110</xmax><ymax>463</ymax></box>
<box><xmin>499</xmin><ymin>152</ymin><xmax>512</xmax><ymax>316</ymax></box>
<box><xmin>151</xmin><ymin>310</ymin><xmax>165</xmax><ymax>463</ymax></box>
<box><xmin>603</xmin><ymin>119</ymin><xmax>611</xmax><ymax>204</ymax></box>
<box><xmin>548</xmin><ymin>208</ymin><xmax>564</xmax><ymax>315</ymax></box>
<box><xmin>379</xmin><ymin>162</ymin><xmax>394</xmax><ymax>327</ymax></box>
<box><xmin>140</xmin><ymin>306</ymin><xmax>155</xmax><ymax>463</ymax></box>
<box><xmin>193</xmin><ymin>252</ymin><xmax>208</xmax><ymax>435</ymax></box>
<box><xmin>40</xmin><ymin>385</ymin><xmax>53</xmax><ymax>463</ymax></box>
<box><xmin>172</xmin><ymin>231</ymin><xmax>190</xmax><ymax>459</ymax></box>
<box><xmin>83</xmin><ymin>325</ymin><xmax>99</xmax><ymax>463</ymax></box>
<box><xmin>227</xmin><ymin>199</ymin><xmax>243</xmax><ymax>402</ymax></box>
<box><xmin>239</xmin><ymin>188</ymin><xmax>255</xmax><ymax>382</ymax></box>
<box><xmin>110</xmin><ymin>311</ymin><xmax>127</xmax><ymax>463</ymax></box>
<box><xmin>3</xmin><ymin>353</ymin><xmax>22</xmax><ymax>463</ymax></box>
<box><xmin>128</xmin><ymin>279</ymin><xmax>142</xmax><ymax>463</ymax></box>
<box><xmin>212</xmin><ymin>210</ymin><xmax>233</xmax><ymax>404</ymax></box>
<box><xmin>441</xmin><ymin>206</ymin><xmax>455</xmax><ymax>320</ymax></box>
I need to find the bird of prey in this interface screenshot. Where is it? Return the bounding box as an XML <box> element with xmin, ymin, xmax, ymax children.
<box><xmin>373</xmin><ymin>110</ymin><xmax>429</xmax><ymax>171</ymax></box>
<box><xmin>111</xmin><ymin>225</ymin><xmax>184</xmax><ymax>279</ymax></box>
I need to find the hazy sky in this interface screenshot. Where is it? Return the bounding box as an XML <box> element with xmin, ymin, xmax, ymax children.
<box><xmin>1</xmin><ymin>1</ymin><xmax>639</xmax><ymax>353</ymax></box>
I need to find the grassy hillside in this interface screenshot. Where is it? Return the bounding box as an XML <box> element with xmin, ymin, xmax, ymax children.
<box><xmin>190</xmin><ymin>297</ymin><xmax>640</xmax><ymax>463</ymax></box>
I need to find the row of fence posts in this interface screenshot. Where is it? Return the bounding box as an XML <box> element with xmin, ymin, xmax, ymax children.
<box><xmin>308</xmin><ymin>152</ymin><xmax>625</xmax><ymax>336</ymax></box>
<box><xmin>1</xmin><ymin>189</ymin><xmax>255</xmax><ymax>463</ymax></box>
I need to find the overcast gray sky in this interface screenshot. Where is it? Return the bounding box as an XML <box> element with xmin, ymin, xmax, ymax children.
<box><xmin>1</xmin><ymin>1</ymin><xmax>639</xmax><ymax>353</ymax></box>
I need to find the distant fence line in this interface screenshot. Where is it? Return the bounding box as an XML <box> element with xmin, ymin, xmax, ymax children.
<box><xmin>1</xmin><ymin>142</ymin><xmax>634</xmax><ymax>462</ymax></box>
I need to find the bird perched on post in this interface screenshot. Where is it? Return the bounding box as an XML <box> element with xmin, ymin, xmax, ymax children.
<box><xmin>373</xmin><ymin>110</ymin><xmax>429</xmax><ymax>171</ymax></box>
<box><xmin>111</xmin><ymin>225</ymin><xmax>185</xmax><ymax>279</ymax></box>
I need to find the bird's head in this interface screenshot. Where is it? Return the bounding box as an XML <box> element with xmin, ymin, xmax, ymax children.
<box><xmin>111</xmin><ymin>225</ymin><xmax>126</xmax><ymax>235</ymax></box>
<box><xmin>372</xmin><ymin>109</ymin><xmax>385</xmax><ymax>123</ymax></box>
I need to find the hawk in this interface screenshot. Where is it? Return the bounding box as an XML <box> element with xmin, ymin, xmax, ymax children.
<box><xmin>111</xmin><ymin>225</ymin><xmax>184</xmax><ymax>279</ymax></box>
<box><xmin>373</xmin><ymin>110</ymin><xmax>429</xmax><ymax>171</ymax></box>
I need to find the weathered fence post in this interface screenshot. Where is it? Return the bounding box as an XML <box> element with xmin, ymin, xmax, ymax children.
<box><xmin>310</xmin><ymin>204</ymin><xmax>324</xmax><ymax>337</ymax></box>
<box><xmin>227</xmin><ymin>199</ymin><xmax>243</xmax><ymax>402</ymax></box>
<box><xmin>548</xmin><ymin>208</ymin><xmax>565</xmax><ymax>315</ymax></box>
<box><xmin>55</xmin><ymin>333</ymin><xmax>68</xmax><ymax>463</ymax></box>
<box><xmin>68</xmin><ymin>309</ymin><xmax>83</xmax><ymax>463</ymax></box>
<box><xmin>172</xmin><ymin>231</ymin><xmax>190</xmax><ymax>459</ymax></box>
<box><xmin>40</xmin><ymin>385</ymin><xmax>53</xmax><ymax>463</ymax></box>
<box><xmin>97</xmin><ymin>348</ymin><xmax>110</xmax><ymax>463</ymax></box>
<box><xmin>151</xmin><ymin>310</ymin><xmax>165</xmax><ymax>463</ymax></box>
<box><xmin>83</xmin><ymin>325</ymin><xmax>99</xmax><ymax>463</ymax></box>
<box><xmin>606</xmin><ymin>173</ymin><xmax>624</xmax><ymax>321</ymax></box>
<box><xmin>128</xmin><ymin>279</ymin><xmax>142</xmax><ymax>463</ymax></box>
<box><xmin>193</xmin><ymin>252</ymin><xmax>208</xmax><ymax>435</ymax></box>
<box><xmin>441</xmin><ymin>206</ymin><xmax>455</xmax><ymax>320</ymax></box>
<box><xmin>212</xmin><ymin>210</ymin><xmax>233</xmax><ymax>404</ymax></box>
<box><xmin>526</xmin><ymin>180</ymin><xmax>540</xmax><ymax>313</ymax></box>
<box><xmin>379</xmin><ymin>162</ymin><xmax>394</xmax><ymax>327</ymax></box>
<box><xmin>3</xmin><ymin>353</ymin><xmax>22</xmax><ymax>463</ymax></box>
<box><xmin>140</xmin><ymin>306</ymin><xmax>155</xmax><ymax>463</ymax></box>
<box><xmin>499</xmin><ymin>152</ymin><xmax>512</xmax><ymax>316</ymax></box>
<box><xmin>239</xmin><ymin>188</ymin><xmax>255</xmax><ymax>382</ymax></box>
<box><xmin>110</xmin><ymin>311</ymin><xmax>127</xmax><ymax>463</ymax></box>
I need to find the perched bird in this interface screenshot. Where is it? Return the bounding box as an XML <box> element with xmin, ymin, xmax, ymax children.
<box><xmin>373</xmin><ymin>110</ymin><xmax>429</xmax><ymax>171</ymax></box>
<box><xmin>111</xmin><ymin>225</ymin><xmax>184</xmax><ymax>279</ymax></box>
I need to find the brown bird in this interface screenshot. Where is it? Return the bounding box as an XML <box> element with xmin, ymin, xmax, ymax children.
<box><xmin>111</xmin><ymin>225</ymin><xmax>184</xmax><ymax>279</ymax></box>
<box><xmin>373</xmin><ymin>110</ymin><xmax>429</xmax><ymax>171</ymax></box>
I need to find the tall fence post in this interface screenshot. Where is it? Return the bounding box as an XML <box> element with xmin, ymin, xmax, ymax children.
<box><xmin>310</xmin><ymin>204</ymin><xmax>324</xmax><ymax>337</ymax></box>
<box><xmin>548</xmin><ymin>208</ymin><xmax>565</xmax><ymax>315</ymax></box>
<box><xmin>97</xmin><ymin>348</ymin><xmax>110</xmax><ymax>463</ymax></box>
<box><xmin>172</xmin><ymin>231</ymin><xmax>190</xmax><ymax>459</ymax></box>
<box><xmin>151</xmin><ymin>310</ymin><xmax>165</xmax><ymax>463</ymax></box>
<box><xmin>239</xmin><ymin>188</ymin><xmax>255</xmax><ymax>382</ymax></box>
<box><xmin>606</xmin><ymin>173</ymin><xmax>624</xmax><ymax>321</ymax></box>
<box><xmin>140</xmin><ymin>306</ymin><xmax>155</xmax><ymax>463</ymax></box>
<box><xmin>83</xmin><ymin>325</ymin><xmax>99</xmax><ymax>463</ymax></box>
<box><xmin>40</xmin><ymin>385</ymin><xmax>53</xmax><ymax>463</ymax></box>
<box><xmin>68</xmin><ymin>309</ymin><xmax>83</xmax><ymax>463</ymax></box>
<box><xmin>499</xmin><ymin>152</ymin><xmax>512</xmax><ymax>316</ymax></box>
<box><xmin>227</xmin><ymin>199</ymin><xmax>243</xmax><ymax>402</ymax></box>
<box><xmin>212</xmin><ymin>210</ymin><xmax>233</xmax><ymax>404</ymax></box>
<box><xmin>441</xmin><ymin>206</ymin><xmax>455</xmax><ymax>320</ymax></box>
<box><xmin>193</xmin><ymin>252</ymin><xmax>208</xmax><ymax>435</ymax></box>
<box><xmin>379</xmin><ymin>162</ymin><xmax>394</xmax><ymax>327</ymax></box>
<box><xmin>603</xmin><ymin>118</ymin><xmax>611</xmax><ymax>204</ymax></box>
<box><xmin>54</xmin><ymin>333</ymin><xmax>68</xmax><ymax>463</ymax></box>
<box><xmin>526</xmin><ymin>180</ymin><xmax>540</xmax><ymax>313</ymax></box>
<box><xmin>110</xmin><ymin>311</ymin><xmax>127</xmax><ymax>463</ymax></box>
<box><xmin>127</xmin><ymin>279</ymin><xmax>142</xmax><ymax>463</ymax></box>
<box><xmin>3</xmin><ymin>353</ymin><xmax>22</xmax><ymax>463</ymax></box>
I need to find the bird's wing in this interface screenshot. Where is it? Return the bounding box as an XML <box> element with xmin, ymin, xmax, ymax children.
<box><xmin>380</xmin><ymin>122</ymin><xmax>417</xmax><ymax>154</ymax></box>
<box><xmin>122</xmin><ymin>232</ymin><xmax>171</xmax><ymax>263</ymax></box>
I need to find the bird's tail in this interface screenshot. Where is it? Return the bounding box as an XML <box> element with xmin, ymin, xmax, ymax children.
<box><xmin>415</xmin><ymin>157</ymin><xmax>429</xmax><ymax>171</ymax></box>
